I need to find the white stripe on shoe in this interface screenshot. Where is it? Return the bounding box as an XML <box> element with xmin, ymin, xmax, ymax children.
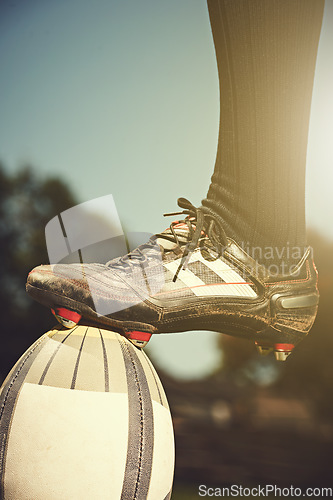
<box><xmin>164</xmin><ymin>252</ymin><xmax>257</xmax><ymax>298</ymax></box>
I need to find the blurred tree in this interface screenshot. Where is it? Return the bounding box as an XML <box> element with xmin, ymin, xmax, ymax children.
<box><xmin>214</xmin><ymin>230</ymin><xmax>333</xmax><ymax>420</ymax></box>
<box><xmin>274</xmin><ymin>230</ymin><xmax>333</xmax><ymax>419</ymax></box>
<box><xmin>0</xmin><ymin>164</ymin><xmax>77</xmax><ymax>381</ymax></box>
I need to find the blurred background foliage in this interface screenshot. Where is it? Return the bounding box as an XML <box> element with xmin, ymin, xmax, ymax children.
<box><xmin>0</xmin><ymin>163</ymin><xmax>333</xmax><ymax>497</ymax></box>
<box><xmin>0</xmin><ymin>163</ymin><xmax>76</xmax><ymax>375</ymax></box>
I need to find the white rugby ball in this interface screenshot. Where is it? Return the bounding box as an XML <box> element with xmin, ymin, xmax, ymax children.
<box><xmin>0</xmin><ymin>325</ymin><xmax>174</xmax><ymax>500</ymax></box>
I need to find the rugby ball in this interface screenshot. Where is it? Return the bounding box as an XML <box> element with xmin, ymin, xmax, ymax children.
<box><xmin>0</xmin><ymin>325</ymin><xmax>174</xmax><ymax>499</ymax></box>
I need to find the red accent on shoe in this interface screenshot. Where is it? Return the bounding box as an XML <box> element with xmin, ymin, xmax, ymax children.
<box><xmin>126</xmin><ymin>331</ymin><xmax>152</xmax><ymax>342</ymax></box>
<box><xmin>274</xmin><ymin>343</ymin><xmax>295</xmax><ymax>352</ymax></box>
<box><xmin>52</xmin><ymin>308</ymin><xmax>81</xmax><ymax>323</ymax></box>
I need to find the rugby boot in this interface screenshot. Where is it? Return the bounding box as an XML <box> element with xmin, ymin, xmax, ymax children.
<box><xmin>26</xmin><ymin>198</ymin><xmax>319</xmax><ymax>357</ymax></box>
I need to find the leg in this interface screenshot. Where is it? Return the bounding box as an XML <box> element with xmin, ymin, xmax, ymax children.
<box><xmin>203</xmin><ymin>0</ymin><xmax>324</xmax><ymax>268</ymax></box>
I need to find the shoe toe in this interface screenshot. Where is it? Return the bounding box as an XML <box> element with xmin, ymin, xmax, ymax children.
<box><xmin>27</xmin><ymin>263</ymin><xmax>84</xmax><ymax>295</ymax></box>
<box><xmin>27</xmin><ymin>264</ymin><xmax>54</xmax><ymax>288</ymax></box>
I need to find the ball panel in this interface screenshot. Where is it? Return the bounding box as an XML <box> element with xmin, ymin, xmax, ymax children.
<box><xmin>148</xmin><ymin>401</ymin><xmax>175</xmax><ymax>500</ymax></box>
<box><xmin>70</xmin><ymin>328</ymin><xmax>108</xmax><ymax>392</ymax></box>
<box><xmin>24</xmin><ymin>326</ymin><xmax>130</xmax><ymax>394</ymax></box>
<box><xmin>24</xmin><ymin>337</ymin><xmax>65</xmax><ymax>386</ymax></box>
<box><xmin>4</xmin><ymin>383</ymin><xmax>129</xmax><ymax>500</ymax></box>
<box><xmin>141</xmin><ymin>351</ymin><xmax>170</xmax><ymax>410</ymax></box>
<box><xmin>100</xmin><ymin>330</ymin><xmax>128</xmax><ymax>394</ymax></box>
<box><xmin>46</xmin><ymin>327</ymin><xmax>88</xmax><ymax>390</ymax></box>
<box><xmin>0</xmin><ymin>333</ymin><xmax>50</xmax><ymax>498</ymax></box>
<box><xmin>118</xmin><ymin>338</ymin><xmax>154</xmax><ymax>500</ymax></box>
<box><xmin>137</xmin><ymin>349</ymin><xmax>164</xmax><ymax>407</ymax></box>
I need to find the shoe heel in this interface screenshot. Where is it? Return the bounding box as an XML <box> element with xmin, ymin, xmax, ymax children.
<box><xmin>255</xmin><ymin>291</ymin><xmax>319</xmax><ymax>361</ymax></box>
<box><xmin>271</xmin><ymin>291</ymin><xmax>319</xmax><ymax>337</ymax></box>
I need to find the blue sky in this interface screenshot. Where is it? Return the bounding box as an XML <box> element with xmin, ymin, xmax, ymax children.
<box><xmin>1</xmin><ymin>0</ymin><xmax>332</xmax><ymax>379</ymax></box>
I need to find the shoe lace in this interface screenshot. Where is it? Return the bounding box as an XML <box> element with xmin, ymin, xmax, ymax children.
<box><xmin>159</xmin><ymin>198</ymin><xmax>228</xmax><ymax>282</ymax></box>
<box><xmin>108</xmin><ymin>198</ymin><xmax>228</xmax><ymax>281</ymax></box>
<box><xmin>107</xmin><ymin>240</ymin><xmax>156</xmax><ymax>270</ymax></box>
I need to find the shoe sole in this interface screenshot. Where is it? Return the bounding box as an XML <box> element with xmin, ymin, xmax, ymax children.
<box><xmin>27</xmin><ymin>283</ymin><xmax>319</xmax><ymax>359</ymax></box>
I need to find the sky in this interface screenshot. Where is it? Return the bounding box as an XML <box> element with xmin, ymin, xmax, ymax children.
<box><xmin>1</xmin><ymin>0</ymin><xmax>332</xmax><ymax>379</ymax></box>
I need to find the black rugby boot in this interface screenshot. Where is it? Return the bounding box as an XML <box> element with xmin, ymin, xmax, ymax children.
<box><xmin>27</xmin><ymin>198</ymin><xmax>319</xmax><ymax>359</ymax></box>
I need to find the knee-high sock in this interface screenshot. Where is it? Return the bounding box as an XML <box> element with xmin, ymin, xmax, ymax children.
<box><xmin>202</xmin><ymin>0</ymin><xmax>324</xmax><ymax>264</ymax></box>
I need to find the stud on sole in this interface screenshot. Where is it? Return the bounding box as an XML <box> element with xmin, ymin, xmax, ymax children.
<box><xmin>255</xmin><ymin>342</ymin><xmax>274</xmax><ymax>356</ymax></box>
<box><xmin>274</xmin><ymin>343</ymin><xmax>295</xmax><ymax>362</ymax></box>
<box><xmin>124</xmin><ymin>330</ymin><xmax>152</xmax><ymax>348</ymax></box>
<box><xmin>255</xmin><ymin>341</ymin><xmax>295</xmax><ymax>361</ymax></box>
<box><xmin>51</xmin><ymin>307</ymin><xmax>82</xmax><ymax>329</ymax></box>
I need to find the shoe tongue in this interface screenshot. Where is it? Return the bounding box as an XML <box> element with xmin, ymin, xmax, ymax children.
<box><xmin>156</xmin><ymin>222</ymin><xmax>190</xmax><ymax>250</ymax></box>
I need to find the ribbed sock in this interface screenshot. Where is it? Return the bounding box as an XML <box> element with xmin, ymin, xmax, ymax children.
<box><xmin>202</xmin><ymin>0</ymin><xmax>324</xmax><ymax>268</ymax></box>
